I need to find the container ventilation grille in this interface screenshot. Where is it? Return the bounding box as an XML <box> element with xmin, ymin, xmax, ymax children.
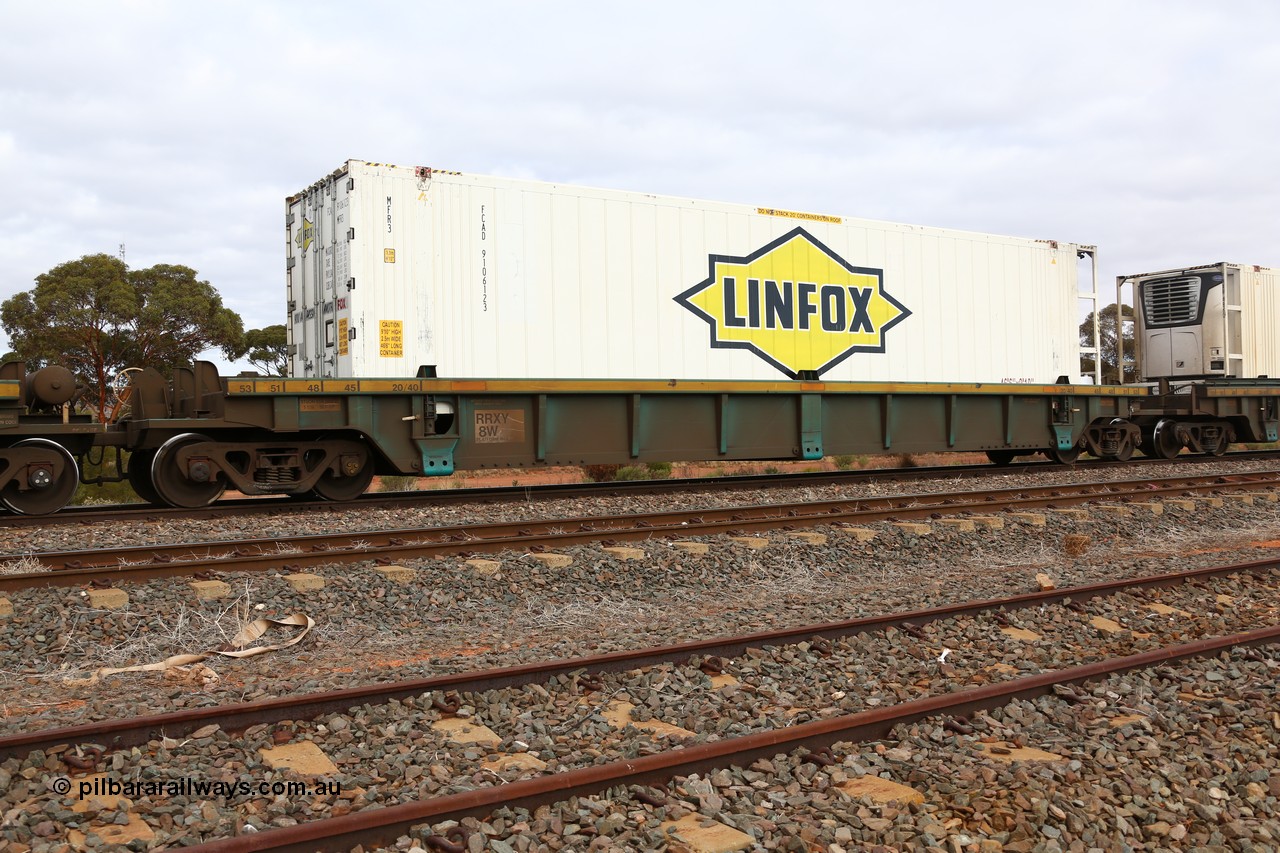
<box><xmin>1142</xmin><ymin>276</ymin><xmax>1201</xmax><ymax>325</ymax></box>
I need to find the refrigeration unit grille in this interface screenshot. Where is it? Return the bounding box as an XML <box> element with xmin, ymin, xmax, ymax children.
<box><xmin>1142</xmin><ymin>276</ymin><xmax>1201</xmax><ymax>325</ymax></box>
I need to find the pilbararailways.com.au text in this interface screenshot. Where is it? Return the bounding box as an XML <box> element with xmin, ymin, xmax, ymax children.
<box><xmin>70</xmin><ymin>776</ymin><xmax>341</xmax><ymax>800</ymax></box>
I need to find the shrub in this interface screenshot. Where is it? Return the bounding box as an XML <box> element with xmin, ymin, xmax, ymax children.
<box><xmin>645</xmin><ymin>461</ymin><xmax>673</xmax><ymax>479</ymax></box>
<box><xmin>581</xmin><ymin>464</ymin><xmax>622</xmax><ymax>482</ymax></box>
<box><xmin>833</xmin><ymin>455</ymin><xmax>856</xmax><ymax>470</ymax></box>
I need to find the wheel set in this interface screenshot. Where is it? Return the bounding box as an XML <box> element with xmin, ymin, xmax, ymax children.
<box><xmin>0</xmin><ymin>438</ymin><xmax>80</xmax><ymax>515</ymax></box>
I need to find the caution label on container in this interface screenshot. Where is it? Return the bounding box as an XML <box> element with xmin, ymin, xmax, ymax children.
<box><xmin>379</xmin><ymin>320</ymin><xmax>403</xmax><ymax>358</ymax></box>
<box><xmin>757</xmin><ymin>207</ymin><xmax>842</xmax><ymax>224</ymax></box>
<box><xmin>338</xmin><ymin>318</ymin><xmax>348</xmax><ymax>356</ymax></box>
<box><xmin>674</xmin><ymin>227</ymin><xmax>910</xmax><ymax>378</ymax></box>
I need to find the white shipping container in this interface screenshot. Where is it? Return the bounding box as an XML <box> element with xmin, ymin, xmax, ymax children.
<box><xmin>1123</xmin><ymin>262</ymin><xmax>1280</xmax><ymax>380</ymax></box>
<box><xmin>286</xmin><ymin>160</ymin><xmax>1095</xmax><ymax>383</ymax></box>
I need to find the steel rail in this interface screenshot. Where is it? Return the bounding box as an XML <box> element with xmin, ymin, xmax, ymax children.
<box><xmin>5</xmin><ymin>458</ymin><xmax>1037</xmax><ymax>528</ymax></box>
<box><xmin>5</xmin><ymin>449</ymin><xmax>1279</xmax><ymax>529</ymax></box>
<box><xmin>5</xmin><ymin>558</ymin><xmax>1273</xmax><ymax>762</ymax></box>
<box><xmin>184</xmin><ymin>624</ymin><xmax>1280</xmax><ymax>853</ymax></box>
<box><xmin>3</xmin><ymin>471</ymin><xmax>1277</xmax><ymax>590</ymax></box>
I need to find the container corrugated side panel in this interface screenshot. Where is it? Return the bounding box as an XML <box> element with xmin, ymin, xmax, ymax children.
<box><xmin>1241</xmin><ymin>265</ymin><xmax>1280</xmax><ymax>378</ymax></box>
<box><xmin>319</xmin><ymin>165</ymin><xmax>1083</xmax><ymax>383</ymax></box>
<box><xmin>439</xmin><ymin>173</ymin><xmax>1079</xmax><ymax>383</ymax></box>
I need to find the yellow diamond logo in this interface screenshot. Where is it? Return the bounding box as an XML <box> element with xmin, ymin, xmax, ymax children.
<box><xmin>675</xmin><ymin>228</ymin><xmax>911</xmax><ymax>378</ymax></box>
<box><xmin>294</xmin><ymin>217</ymin><xmax>315</xmax><ymax>253</ymax></box>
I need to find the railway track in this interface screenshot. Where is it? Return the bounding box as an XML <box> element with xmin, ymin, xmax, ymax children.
<box><xmin>5</xmin><ymin>469</ymin><xmax>1278</xmax><ymax>591</ymax></box>
<box><xmin>5</xmin><ymin>448</ymin><xmax>1280</xmax><ymax>529</ymax></box>
<box><xmin>9</xmin><ymin>559</ymin><xmax>1277</xmax><ymax>851</ymax></box>
<box><xmin>197</xmin><ymin>632</ymin><xmax>1277</xmax><ymax>853</ymax></box>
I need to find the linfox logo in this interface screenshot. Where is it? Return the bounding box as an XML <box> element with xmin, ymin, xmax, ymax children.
<box><xmin>675</xmin><ymin>227</ymin><xmax>911</xmax><ymax>378</ymax></box>
<box><xmin>294</xmin><ymin>217</ymin><xmax>315</xmax><ymax>253</ymax></box>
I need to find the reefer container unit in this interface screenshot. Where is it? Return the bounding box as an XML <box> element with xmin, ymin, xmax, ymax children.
<box><xmin>1121</xmin><ymin>263</ymin><xmax>1280</xmax><ymax>380</ymax></box>
<box><xmin>287</xmin><ymin>160</ymin><xmax>1097</xmax><ymax>383</ymax></box>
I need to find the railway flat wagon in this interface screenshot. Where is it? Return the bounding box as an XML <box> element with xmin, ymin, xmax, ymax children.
<box><xmin>3</xmin><ymin>358</ymin><xmax>1278</xmax><ymax>514</ymax></box>
<box><xmin>287</xmin><ymin>160</ymin><xmax>1100</xmax><ymax>385</ymax></box>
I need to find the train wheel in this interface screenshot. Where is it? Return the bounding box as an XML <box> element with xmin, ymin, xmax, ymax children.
<box><xmin>310</xmin><ymin>453</ymin><xmax>375</xmax><ymax>502</ymax></box>
<box><xmin>0</xmin><ymin>439</ymin><xmax>79</xmax><ymax>515</ymax></box>
<box><xmin>126</xmin><ymin>449</ymin><xmax>163</xmax><ymax>505</ymax></box>
<box><xmin>1151</xmin><ymin>419</ymin><xmax>1182</xmax><ymax>460</ymax></box>
<box><xmin>1107</xmin><ymin>418</ymin><xmax>1135</xmax><ymax>462</ymax></box>
<box><xmin>1046</xmin><ymin>445</ymin><xmax>1080</xmax><ymax>465</ymax></box>
<box><xmin>151</xmin><ymin>433</ymin><xmax>226</xmax><ymax>508</ymax></box>
<box><xmin>985</xmin><ymin>450</ymin><xmax>1017</xmax><ymax>466</ymax></box>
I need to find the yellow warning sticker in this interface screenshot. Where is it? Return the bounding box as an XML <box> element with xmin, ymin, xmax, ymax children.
<box><xmin>757</xmin><ymin>207</ymin><xmax>842</xmax><ymax>224</ymax></box>
<box><xmin>338</xmin><ymin>318</ymin><xmax>348</xmax><ymax>356</ymax></box>
<box><xmin>384</xmin><ymin>248</ymin><xmax>396</xmax><ymax>263</ymax></box>
<box><xmin>379</xmin><ymin>320</ymin><xmax>403</xmax><ymax>358</ymax></box>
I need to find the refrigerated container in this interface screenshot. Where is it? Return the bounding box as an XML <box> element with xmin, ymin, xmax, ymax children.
<box><xmin>1121</xmin><ymin>262</ymin><xmax>1280</xmax><ymax>380</ymax></box>
<box><xmin>286</xmin><ymin>160</ymin><xmax>1097</xmax><ymax>383</ymax></box>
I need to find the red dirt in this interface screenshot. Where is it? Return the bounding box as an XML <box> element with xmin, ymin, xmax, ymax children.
<box><xmin>372</xmin><ymin>453</ymin><xmax>991</xmax><ymax>492</ymax></box>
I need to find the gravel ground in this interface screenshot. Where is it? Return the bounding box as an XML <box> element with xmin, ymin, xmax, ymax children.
<box><xmin>411</xmin><ymin>649</ymin><xmax>1279</xmax><ymax>851</ymax></box>
<box><xmin>1</xmin><ymin>458</ymin><xmax>1277</xmax><ymax>557</ymax></box>
<box><xmin>0</xmin><ymin>465</ymin><xmax>1276</xmax><ymax>851</ymax></box>
<box><xmin>0</xmin><ymin>571</ymin><xmax>1274</xmax><ymax>849</ymax></box>
<box><xmin>0</xmin><ymin>477</ymin><xmax>1277</xmax><ymax>733</ymax></box>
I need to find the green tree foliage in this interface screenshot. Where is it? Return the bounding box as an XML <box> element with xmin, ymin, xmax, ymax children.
<box><xmin>1079</xmin><ymin>302</ymin><xmax>1136</xmax><ymax>384</ymax></box>
<box><xmin>237</xmin><ymin>324</ymin><xmax>289</xmax><ymax>376</ymax></box>
<box><xmin>1</xmin><ymin>254</ymin><xmax>244</xmax><ymax>418</ymax></box>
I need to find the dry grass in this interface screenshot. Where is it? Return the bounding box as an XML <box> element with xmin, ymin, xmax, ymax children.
<box><xmin>731</xmin><ymin>553</ymin><xmax>829</xmax><ymax>603</ymax></box>
<box><xmin>48</xmin><ymin>582</ymin><xmax>267</xmax><ymax>679</ymax></box>
<box><xmin>0</xmin><ymin>553</ymin><xmax>48</xmax><ymax>575</ymax></box>
<box><xmin>1104</xmin><ymin>518</ymin><xmax>1277</xmax><ymax>560</ymax></box>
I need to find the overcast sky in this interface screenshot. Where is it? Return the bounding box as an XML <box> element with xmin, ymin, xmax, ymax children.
<box><xmin>2</xmin><ymin>1</ymin><xmax>1278</xmax><ymax>371</ymax></box>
